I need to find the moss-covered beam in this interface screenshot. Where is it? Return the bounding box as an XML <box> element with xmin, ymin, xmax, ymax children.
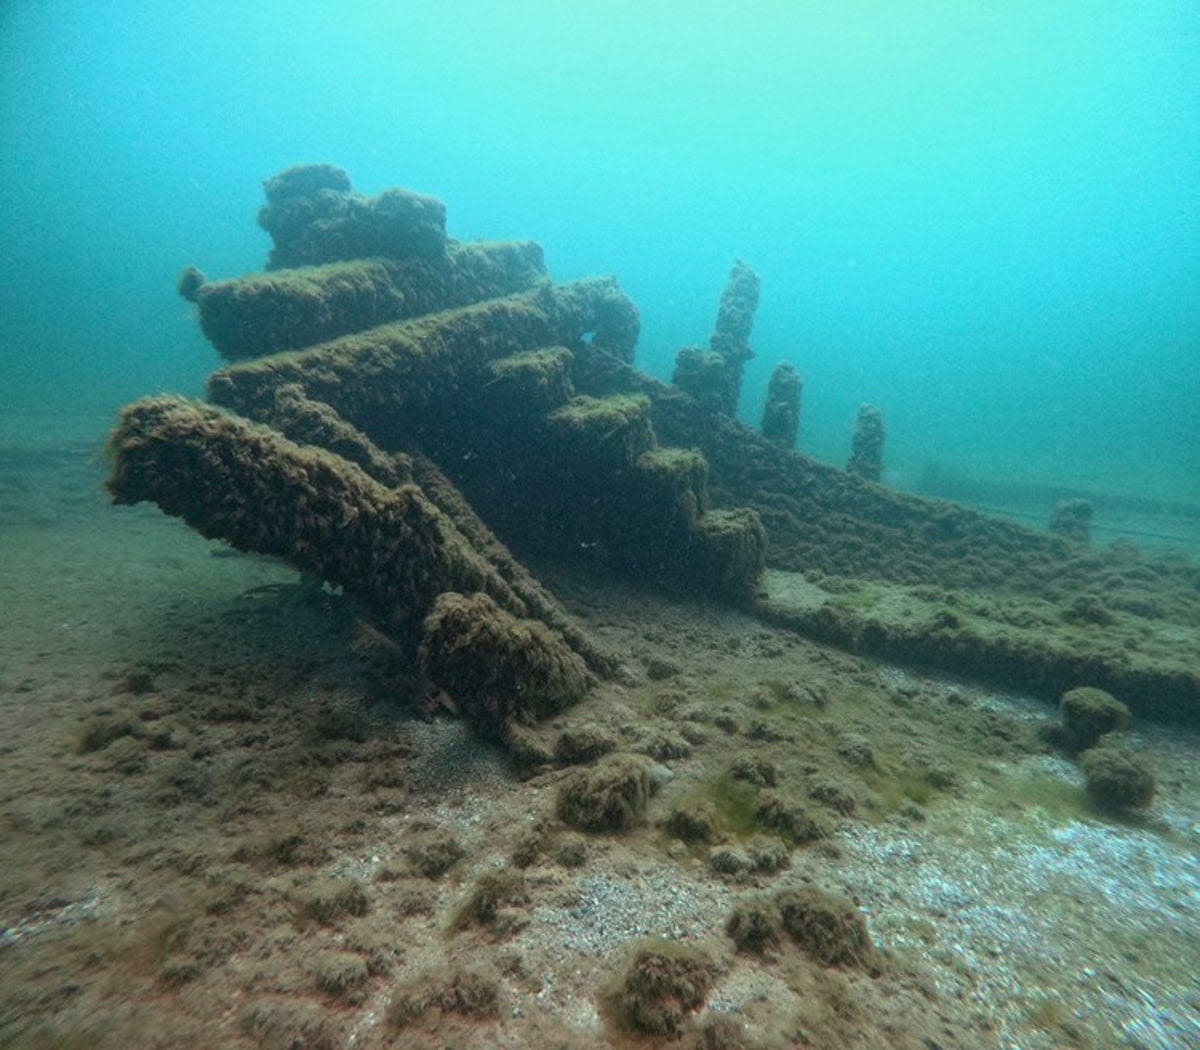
<box><xmin>241</xmin><ymin>384</ymin><xmax>606</xmax><ymax>657</ymax></box>
<box><xmin>106</xmin><ymin>396</ymin><xmax>527</xmax><ymax>635</ymax></box>
<box><xmin>206</xmin><ymin>279</ymin><xmax>637</xmax><ymax>441</ymax></box>
<box><xmin>479</xmin><ymin>347</ymin><xmax>575</xmax><ymax>422</ymax></box>
<box><xmin>258</xmin><ymin>165</ymin><xmax>447</xmax><ymax>268</ymax></box>
<box><xmin>545</xmin><ymin>394</ymin><xmax>656</xmax><ymax>476</ymax></box>
<box><xmin>265</xmin><ymin>383</ymin><xmax>413</xmax><ymax>488</ymax></box>
<box><xmin>418</xmin><ymin>591</ymin><xmax>593</xmax><ymax>739</ymax></box>
<box><xmin>190</xmin><ymin>242</ymin><xmax>548</xmax><ymax>361</ymax></box>
<box><xmin>755</xmin><ymin>570</ymin><xmax>1200</xmax><ymax>722</ymax></box>
<box><xmin>406</xmin><ymin>450</ymin><xmax>615</xmax><ymax>675</ymax></box>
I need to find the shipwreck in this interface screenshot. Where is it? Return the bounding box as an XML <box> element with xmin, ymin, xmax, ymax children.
<box><xmin>107</xmin><ymin>165</ymin><xmax>1200</xmax><ymax>733</ymax></box>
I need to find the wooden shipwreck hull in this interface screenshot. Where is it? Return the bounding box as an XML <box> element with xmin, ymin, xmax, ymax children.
<box><xmin>108</xmin><ymin>165</ymin><xmax>1200</xmax><ymax>725</ymax></box>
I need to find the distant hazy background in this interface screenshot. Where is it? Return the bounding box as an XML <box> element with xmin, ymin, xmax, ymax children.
<box><xmin>2</xmin><ymin>1</ymin><xmax>1197</xmax><ymax>502</ymax></box>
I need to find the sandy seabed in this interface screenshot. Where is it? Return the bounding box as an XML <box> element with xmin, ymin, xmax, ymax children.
<box><xmin>1</xmin><ymin>437</ymin><xmax>1198</xmax><ymax>1050</ymax></box>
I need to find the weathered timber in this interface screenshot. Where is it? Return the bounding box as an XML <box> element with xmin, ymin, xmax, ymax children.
<box><xmin>266</xmin><ymin>382</ymin><xmax>413</xmax><ymax>488</ymax></box>
<box><xmin>673</xmin><ymin>260</ymin><xmax>760</xmax><ymax>416</ymax></box>
<box><xmin>761</xmin><ymin>362</ymin><xmax>802</xmax><ymax>450</ymax></box>
<box><xmin>755</xmin><ymin>570</ymin><xmax>1200</xmax><ymax>723</ymax></box>
<box><xmin>419</xmin><ymin>591</ymin><xmax>593</xmax><ymax>740</ymax></box>
<box><xmin>258</xmin><ymin>164</ymin><xmax>447</xmax><ymax>268</ymax></box>
<box><xmin>203</xmin><ymin>279</ymin><xmax>759</xmax><ymax>604</ymax></box>
<box><xmin>562</xmin><ymin>344</ymin><xmax>1200</xmax><ymax>718</ymax></box>
<box><xmin>847</xmin><ymin>404</ymin><xmax>885</xmax><ymax>482</ymax></box>
<box><xmin>190</xmin><ymin>242</ymin><xmax>547</xmax><ymax>361</ymax></box>
<box><xmin>407</xmin><ymin>451</ymin><xmax>614</xmax><ymax>675</ymax></box>
<box><xmin>206</xmin><ymin>279</ymin><xmax>637</xmax><ymax>437</ymax></box>
<box><xmin>107</xmin><ymin>396</ymin><xmax>528</xmax><ymax>634</ymax></box>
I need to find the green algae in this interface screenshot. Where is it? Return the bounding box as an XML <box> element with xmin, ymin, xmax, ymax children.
<box><xmin>703</xmin><ymin>774</ymin><xmax>761</xmax><ymax>839</ymax></box>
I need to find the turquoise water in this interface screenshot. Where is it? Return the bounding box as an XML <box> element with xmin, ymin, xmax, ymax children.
<box><xmin>2</xmin><ymin>1</ymin><xmax>1197</xmax><ymax>500</ymax></box>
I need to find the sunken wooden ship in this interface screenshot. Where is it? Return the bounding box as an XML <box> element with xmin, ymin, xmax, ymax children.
<box><xmin>107</xmin><ymin>165</ymin><xmax>1200</xmax><ymax>732</ymax></box>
